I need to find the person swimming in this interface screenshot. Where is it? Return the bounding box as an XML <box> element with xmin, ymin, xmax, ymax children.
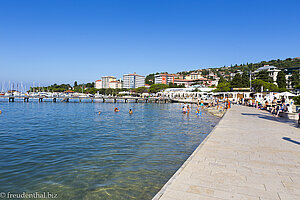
<box><xmin>129</xmin><ymin>109</ymin><xmax>133</xmax><ymax>114</ymax></box>
<box><xmin>182</xmin><ymin>106</ymin><xmax>187</xmax><ymax>114</ymax></box>
<box><xmin>114</xmin><ymin>107</ymin><xmax>119</xmax><ymax>112</ymax></box>
<box><xmin>98</xmin><ymin>111</ymin><xmax>101</xmax><ymax>115</ymax></box>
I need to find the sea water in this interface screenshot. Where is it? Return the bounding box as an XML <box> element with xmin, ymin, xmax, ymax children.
<box><xmin>0</xmin><ymin>101</ymin><xmax>219</xmax><ymax>200</ymax></box>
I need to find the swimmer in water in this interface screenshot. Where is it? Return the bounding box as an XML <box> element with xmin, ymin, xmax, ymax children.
<box><xmin>0</xmin><ymin>110</ymin><xmax>1</xmax><ymax>114</ymax></box>
<box><xmin>182</xmin><ymin>106</ymin><xmax>187</xmax><ymax>114</ymax></box>
<box><xmin>114</xmin><ymin>107</ymin><xmax>119</xmax><ymax>112</ymax></box>
<box><xmin>98</xmin><ymin>111</ymin><xmax>101</xmax><ymax>115</ymax></box>
<box><xmin>129</xmin><ymin>109</ymin><xmax>133</xmax><ymax>114</ymax></box>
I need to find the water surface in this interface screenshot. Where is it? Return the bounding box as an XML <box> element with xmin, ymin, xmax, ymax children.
<box><xmin>0</xmin><ymin>101</ymin><xmax>219</xmax><ymax>200</ymax></box>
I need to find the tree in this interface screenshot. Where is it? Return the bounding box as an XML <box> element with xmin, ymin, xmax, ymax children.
<box><xmin>145</xmin><ymin>74</ymin><xmax>155</xmax><ymax>85</ymax></box>
<box><xmin>276</xmin><ymin>71</ymin><xmax>286</xmax><ymax>89</ymax></box>
<box><xmin>218</xmin><ymin>76</ymin><xmax>226</xmax><ymax>84</ymax></box>
<box><xmin>148</xmin><ymin>84</ymin><xmax>168</xmax><ymax>93</ymax></box>
<box><xmin>290</xmin><ymin>72</ymin><xmax>300</xmax><ymax>87</ymax></box>
<box><xmin>256</xmin><ymin>70</ymin><xmax>272</xmax><ymax>83</ymax></box>
<box><xmin>74</xmin><ymin>81</ymin><xmax>78</xmax><ymax>87</ymax></box>
<box><xmin>135</xmin><ymin>87</ymin><xmax>148</xmax><ymax>94</ymax></box>
<box><xmin>252</xmin><ymin>79</ymin><xmax>279</xmax><ymax>92</ymax></box>
<box><xmin>230</xmin><ymin>74</ymin><xmax>242</xmax><ymax>88</ymax></box>
<box><xmin>241</xmin><ymin>73</ymin><xmax>250</xmax><ymax>87</ymax></box>
<box><xmin>213</xmin><ymin>82</ymin><xmax>231</xmax><ymax>92</ymax></box>
<box><xmin>293</xmin><ymin>95</ymin><xmax>300</xmax><ymax>105</ymax></box>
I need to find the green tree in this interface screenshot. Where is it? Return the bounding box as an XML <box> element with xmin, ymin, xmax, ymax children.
<box><xmin>74</xmin><ymin>81</ymin><xmax>78</xmax><ymax>87</ymax></box>
<box><xmin>145</xmin><ymin>74</ymin><xmax>155</xmax><ymax>85</ymax></box>
<box><xmin>241</xmin><ymin>73</ymin><xmax>250</xmax><ymax>87</ymax></box>
<box><xmin>230</xmin><ymin>73</ymin><xmax>242</xmax><ymax>88</ymax></box>
<box><xmin>149</xmin><ymin>84</ymin><xmax>168</xmax><ymax>93</ymax></box>
<box><xmin>276</xmin><ymin>71</ymin><xmax>286</xmax><ymax>89</ymax></box>
<box><xmin>214</xmin><ymin>82</ymin><xmax>231</xmax><ymax>92</ymax></box>
<box><xmin>293</xmin><ymin>95</ymin><xmax>300</xmax><ymax>105</ymax></box>
<box><xmin>218</xmin><ymin>76</ymin><xmax>226</xmax><ymax>84</ymax></box>
<box><xmin>252</xmin><ymin>79</ymin><xmax>279</xmax><ymax>92</ymax></box>
<box><xmin>290</xmin><ymin>72</ymin><xmax>300</xmax><ymax>87</ymax></box>
<box><xmin>256</xmin><ymin>70</ymin><xmax>272</xmax><ymax>83</ymax></box>
<box><xmin>135</xmin><ymin>87</ymin><xmax>148</xmax><ymax>94</ymax></box>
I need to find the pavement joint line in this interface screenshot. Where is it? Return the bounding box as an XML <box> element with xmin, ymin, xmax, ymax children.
<box><xmin>152</xmin><ymin>105</ymin><xmax>300</xmax><ymax>200</ymax></box>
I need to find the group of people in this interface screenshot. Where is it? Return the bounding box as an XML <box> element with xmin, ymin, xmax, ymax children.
<box><xmin>240</xmin><ymin>96</ymin><xmax>295</xmax><ymax>118</ymax></box>
<box><xmin>98</xmin><ymin>107</ymin><xmax>133</xmax><ymax>115</ymax></box>
<box><xmin>181</xmin><ymin>101</ymin><xmax>203</xmax><ymax>115</ymax></box>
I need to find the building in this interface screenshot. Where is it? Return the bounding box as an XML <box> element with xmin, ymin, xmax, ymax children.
<box><xmin>174</xmin><ymin>79</ymin><xmax>197</xmax><ymax>88</ymax></box>
<box><xmin>108</xmin><ymin>81</ymin><xmax>122</xmax><ymax>89</ymax></box>
<box><xmin>185</xmin><ymin>72</ymin><xmax>202</xmax><ymax>80</ymax></box>
<box><xmin>284</xmin><ymin>67</ymin><xmax>300</xmax><ymax>90</ymax></box>
<box><xmin>253</xmin><ymin>65</ymin><xmax>281</xmax><ymax>84</ymax></box>
<box><xmin>101</xmin><ymin>76</ymin><xmax>117</xmax><ymax>88</ymax></box>
<box><xmin>123</xmin><ymin>73</ymin><xmax>145</xmax><ymax>88</ymax></box>
<box><xmin>94</xmin><ymin>80</ymin><xmax>102</xmax><ymax>89</ymax></box>
<box><xmin>230</xmin><ymin>70</ymin><xmax>243</xmax><ymax>80</ymax></box>
<box><xmin>154</xmin><ymin>74</ymin><xmax>176</xmax><ymax>84</ymax></box>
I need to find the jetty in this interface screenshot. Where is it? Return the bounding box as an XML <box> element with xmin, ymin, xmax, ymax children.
<box><xmin>153</xmin><ymin>105</ymin><xmax>300</xmax><ymax>200</ymax></box>
<box><xmin>0</xmin><ymin>96</ymin><xmax>170</xmax><ymax>103</ymax></box>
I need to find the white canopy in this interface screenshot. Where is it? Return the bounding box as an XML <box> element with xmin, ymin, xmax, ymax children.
<box><xmin>275</xmin><ymin>92</ymin><xmax>296</xmax><ymax>97</ymax></box>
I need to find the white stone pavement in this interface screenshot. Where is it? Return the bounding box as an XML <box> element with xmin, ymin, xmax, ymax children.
<box><xmin>153</xmin><ymin>105</ymin><xmax>300</xmax><ymax>200</ymax></box>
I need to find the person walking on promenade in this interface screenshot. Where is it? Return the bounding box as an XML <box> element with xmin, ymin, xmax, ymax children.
<box><xmin>227</xmin><ymin>99</ymin><xmax>231</xmax><ymax>109</ymax></box>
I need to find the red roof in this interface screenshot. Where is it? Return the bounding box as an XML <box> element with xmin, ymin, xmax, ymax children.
<box><xmin>95</xmin><ymin>80</ymin><xmax>102</xmax><ymax>82</ymax></box>
<box><xmin>174</xmin><ymin>79</ymin><xmax>197</xmax><ymax>82</ymax></box>
<box><xmin>158</xmin><ymin>73</ymin><xmax>177</xmax><ymax>76</ymax></box>
<box><xmin>64</xmin><ymin>90</ymin><xmax>75</xmax><ymax>93</ymax></box>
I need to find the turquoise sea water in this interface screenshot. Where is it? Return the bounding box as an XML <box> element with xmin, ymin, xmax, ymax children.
<box><xmin>0</xmin><ymin>101</ymin><xmax>219</xmax><ymax>200</ymax></box>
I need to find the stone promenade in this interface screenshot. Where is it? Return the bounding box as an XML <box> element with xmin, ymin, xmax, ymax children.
<box><xmin>153</xmin><ymin>105</ymin><xmax>300</xmax><ymax>200</ymax></box>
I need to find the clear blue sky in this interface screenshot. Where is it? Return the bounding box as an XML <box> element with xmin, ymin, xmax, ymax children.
<box><xmin>0</xmin><ymin>0</ymin><xmax>299</xmax><ymax>87</ymax></box>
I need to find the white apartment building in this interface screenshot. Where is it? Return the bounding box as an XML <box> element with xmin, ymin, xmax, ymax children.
<box><xmin>253</xmin><ymin>65</ymin><xmax>281</xmax><ymax>84</ymax></box>
<box><xmin>154</xmin><ymin>74</ymin><xmax>176</xmax><ymax>84</ymax></box>
<box><xmin>102</xmin><ymin>76</ymin><xmax>117</xmax><ymax>88</ymax></box>
<box><xmin>123</xmin><ymin>73</ymin><xmax>145</xmax><ymax>88</ymax></box>
<box><xmin>109</xmin><ymin>81</ymin><xmax>122</xmax><ymax>89</ymax></box>
<box><xmin>95</xmin><ymin>80</ymin><xmax>102</xmax><ymax>89</ymax></box>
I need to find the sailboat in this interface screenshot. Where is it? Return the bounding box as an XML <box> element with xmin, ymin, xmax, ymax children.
<box><xmin>0</xmin><ymin>81</ymin><xmax>4</xmax><ymax>96</ymax></box>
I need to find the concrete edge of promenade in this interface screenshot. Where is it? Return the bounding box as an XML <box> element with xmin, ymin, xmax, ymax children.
<box><xmin>152</xmin><ymin>108</ymin><xmax>228</xmax><ymax>200</ymax></box>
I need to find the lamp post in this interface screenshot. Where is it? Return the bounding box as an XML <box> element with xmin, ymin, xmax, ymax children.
<box><xmin>250</xmin><ymin>70</ymin><xmax>252</xmax><ymax>92</ymax></box>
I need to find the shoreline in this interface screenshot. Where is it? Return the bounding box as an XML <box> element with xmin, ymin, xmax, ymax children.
<box><xmin>152</xmin><ymin>105</ymin><xmax>300</xmax><ymax>200</ymax></box>
<box><xmin>152</xmin><ymin>107</ymin><xmax>228</xmax><ymax>200</ymax></box>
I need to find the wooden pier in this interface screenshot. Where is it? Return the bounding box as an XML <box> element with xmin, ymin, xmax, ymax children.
<box><xmin>0</xmin><ymin>96</ymin><xmax>171</xmax><ymax>103</ymax></box>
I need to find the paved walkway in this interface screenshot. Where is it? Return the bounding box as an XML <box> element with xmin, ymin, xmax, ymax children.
<box><xmin>153</xmin><ymin>105</ymin><xmax>300</xmax><ymax>200</ymax></box>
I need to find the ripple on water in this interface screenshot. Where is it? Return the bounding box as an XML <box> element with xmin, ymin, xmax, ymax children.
<box><xmin>0</xmin><ymin>102</ymin><xmax>219</xmax><ymax>200</ymax></box>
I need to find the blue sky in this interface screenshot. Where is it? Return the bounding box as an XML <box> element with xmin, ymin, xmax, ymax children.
<box><xmin>0</xmin><ymin>0</ymin><xmax>299</xmax><ymax>87</ymax></box>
